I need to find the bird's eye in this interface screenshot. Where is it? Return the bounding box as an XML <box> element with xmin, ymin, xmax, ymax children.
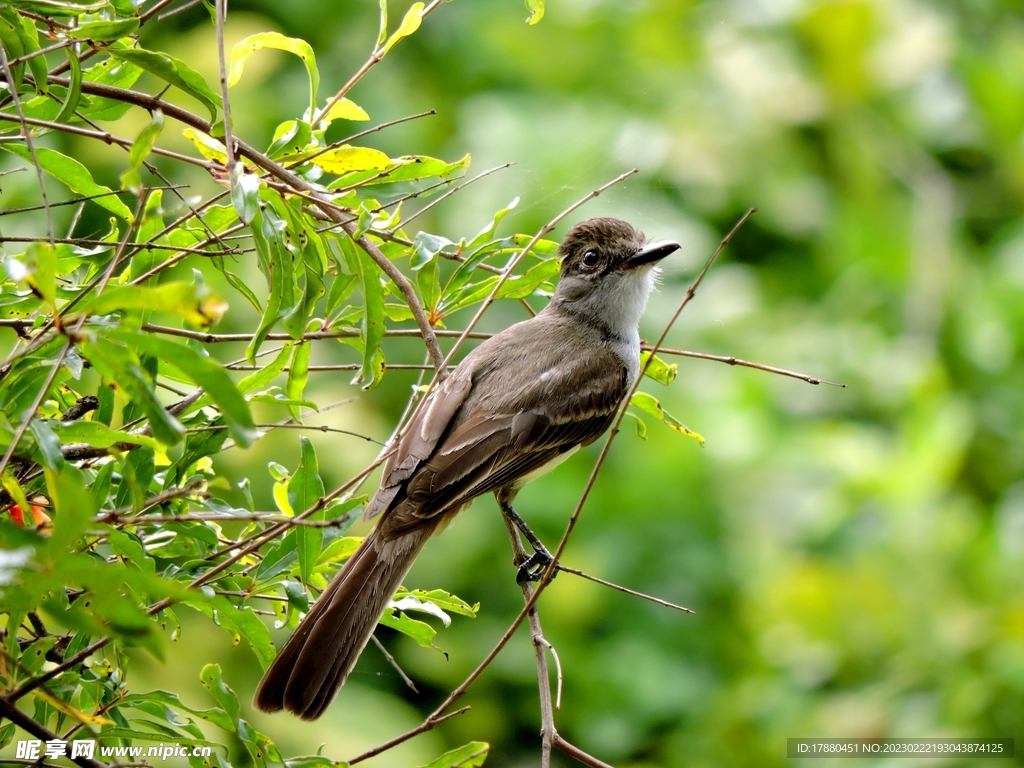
<box><xmin>581</xmin><ymin>251</ymin><xmax>601</xmax><ymax>269</ymax></box>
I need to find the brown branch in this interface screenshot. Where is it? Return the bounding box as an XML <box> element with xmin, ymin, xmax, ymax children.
<box><xmin>556</xmin><ymin>565</ymin><xmax>694</xmax><ymax>614</ymax></box>
<box><xmin>311</xmin><ymin>0</ymin><xmax>447</xmax><ymax>126</ymax></box>
<box><xmin>0</xmin><ymin>110</ymin><xmax>216</xmax><ymax>170</ymax></box>
<box><xmin>0</xmin><ymin>694</ymin><xmax>108</xmax><ymax>768</ymax></box>
<box><xmin>648</xmin><ymin>346</ymin><xmax>845</xmax><ymax>387</ymax></box>
<box><xmin>347</xmin><ymin>707</ymin><xmax>471</xmax><ymax>765</ymax></box>
<box><xmin>370</xmin><ymin>634</ymin><xmax>418</xmax><ymax>693</ymax></box>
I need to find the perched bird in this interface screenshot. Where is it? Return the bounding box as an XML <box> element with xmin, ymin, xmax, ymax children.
<box><xmin>254</xmin><ymin>217</ymin><xmax>679</xmax><ymax>719</ymax></box>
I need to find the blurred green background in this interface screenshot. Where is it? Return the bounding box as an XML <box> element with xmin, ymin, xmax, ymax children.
<box><xmin>9</xmin><ymin>0</ymin><xmax>1024</xmax><ymax>765</ymax></box>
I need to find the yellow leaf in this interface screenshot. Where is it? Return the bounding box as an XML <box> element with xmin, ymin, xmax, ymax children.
<box><xmin>273</xmin><ymin>478</ymin><xmax>293</xmax><ymax>516</ymax></box>
<box><xmin>33</xmin><ymin>689</ymin><xmax>114</xmax><ymax>725</ymax></box>
<box><xmin>322</xmin><ymin>97</ymin><xmax>370</xmax><ymax>122</ymax></box>
<box><xmin>311</xmin><ymin>145</ymin><xmax>391</xmax><ymax>174</ymax></box>
<box><xmin>383</xmin><ymin>1</ymin><xmax>424</xmax><ymax>54</ymax></box>
<box><xmin>182</xmin><ymin>128</ymin><xmax>226</xmax><ymax>163</ymax></box>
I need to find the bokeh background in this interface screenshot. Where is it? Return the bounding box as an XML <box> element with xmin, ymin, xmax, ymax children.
<box><xmin>5</xmin><ymin>0</ymin><xmax>1023</xmax><ymax>765</ymax></box>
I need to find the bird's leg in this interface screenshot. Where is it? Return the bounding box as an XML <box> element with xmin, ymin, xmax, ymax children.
<box><xmin>499</xmin><ymin>500</ymin><xmax>554</xmax><ymax>583</ymax></box>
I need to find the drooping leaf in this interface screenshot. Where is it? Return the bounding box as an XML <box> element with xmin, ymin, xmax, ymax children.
<box><xmin>285</xmin><ymin>341</ymin><xmax>311</xmax><ymax>420</ymax></box>
<box><xmin>107</xmin><ymin>330</ymin><xmax>257</xmax><ymax>449</ymax></box>
<box><xmin>229</xmin><ymin>32</ymin><xmax>319</xmax><ymax>117</ymax></box>
<box><xmin>382</xmin><ymin>1</ymin><xmax>424</xmax><ymax>55</ymax></box>
<box><xmin>80</xmin><ymin>281</ymin><xmax>228</xmax><ymax>328</ymax></box>
<box><xmin>182</xmin><ymin>127</ymin><xmax>227</xmax><ymax>163</ymax></box>
<box><xmin>107</xmin><ymin>47</ymin><xmax>220</xmax><ymax>122</ymax></box>
<box><xmin>70</xmin><ymin>18</ymin><xmax>140</xmax><ymax>41</ymax></box>
<box><xmin>0</xmin><ymin>145</ymin><xmax>133</xmax><ymax>221</ymax></box>
<box><xmin>289</xmin><ymin>437</ymin><xmax>326</xmax><ymax>585</ymax></box>
<box><xmin>629</xmin><ymin>391</ymin><xmax>704</xmax><ymax>445</ymax></box>
<box><xmin>639</xmin><ymin>351</ymin><xmax>678</xmax><ymax>386</ymax></box>
<box><xmin>54</xmin><ymin>48</ymin><xmax>83</xmax><ymax>124</ymax></box>
<box><xmin>55</xmin><ymin>421</ymin><xmax>158</xmax><ymax>451</ymax></box>
<box><xmin>121</xmin><ymin>109</ymin><xmax>164</xmax><ymax>193</ymax></box>
<box><xmin>78</xmin><ymin>336</ymin><xmax>184</xmax><ymax>446</ymax></box>
<box><xmin>525</xmin><ymin>0</ymin><xmax>545</xmax><ymax>25</ymax></box>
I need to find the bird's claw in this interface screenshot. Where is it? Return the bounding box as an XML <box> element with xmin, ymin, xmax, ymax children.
<box><xmin>516</xmin><ymin>546</ymin><xmax>555</xmax><ymax>583</ymax></box>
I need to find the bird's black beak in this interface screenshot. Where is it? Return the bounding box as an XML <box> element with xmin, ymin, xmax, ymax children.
<box><xmin>625</xmin><ymin>240</ymin><xmax>680</xmax><ymax>269</ymax></box>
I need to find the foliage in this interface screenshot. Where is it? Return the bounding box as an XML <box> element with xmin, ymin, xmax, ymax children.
<box><xmin>0</xmin><ymin>0</ymin><xmax>628</xmax><ymax>765</ymax></box>
<box><xmin>3</xmin><ymin>0</ymin><xmax>1024</xmax><ymax>767</ymax></box>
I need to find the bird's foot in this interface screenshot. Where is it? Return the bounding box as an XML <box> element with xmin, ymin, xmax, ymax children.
<box><xmin>516</xmin><ymin>544</ymin><xmax>554</xmax><ymax>583</ymax></box>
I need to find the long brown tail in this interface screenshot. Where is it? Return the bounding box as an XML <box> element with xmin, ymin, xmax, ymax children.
<box><xmin>253</xmin><ymin>523</ymin><xmax>433</xmax><ymax>720</ymax></box>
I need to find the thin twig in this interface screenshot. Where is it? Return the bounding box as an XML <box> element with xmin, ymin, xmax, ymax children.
<box><xmin>0</xmin><ymin>45</ymin><xmax>54</xmax><ymax>245</ymax></box>
<box><xmin>370</xmin><ymin>634</ymin><xmax>418</xmax><ymax>693</ymax></box>
<box><xmin>649</xmin><ymin>346</ymin><xmax>845</xmax><ymax>387</ymax></box>
<box><xmin>311</xmin><ymin>0</ymin><xmax>447</xmax><ymax>126</ymax></box>
<box><xmin>215</xmin><ymin>0</ymin><xmax>235</xmax><ymax>193</ymax></box>
<box><xmin>0</xmin><ymin>694</ymin><xmax>106</xmax><ymax>768</ymax></box>
<box><xmin>393</xmin><ymin>162</ymin><xmax>514</xmax><ymax>231</ymax></box>
<box><xmin>556</xmin><ymin>565</ymin><xmax>694</xmax><ymax>614</ymax></box>
<box><xmin>347</xmin><ymin>707</ymin><xmax>471</xmax><ymax>765</ymax></box>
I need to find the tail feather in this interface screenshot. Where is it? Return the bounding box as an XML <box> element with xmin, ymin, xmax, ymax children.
<box><xmin>254</xmin><ymin>525</ymin><xmax>432</xmax><ymax>719</ymax></box>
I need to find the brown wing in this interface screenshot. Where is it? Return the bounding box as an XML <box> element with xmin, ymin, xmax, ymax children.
<box><xmin>364</xmin><ymin>370</ymin><xmax>473</xmax><ymax>520</ymax></box>
<box><xmin>377</xmin><ymin>347</ymin><xmax>628</xmax><ymax>537</ymax></box>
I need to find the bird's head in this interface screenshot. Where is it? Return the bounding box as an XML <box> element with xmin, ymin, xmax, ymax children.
<box><xmin>552</xmin><ymin>217</ymin><xmax>680</xmax><ymax>334</ymax></box>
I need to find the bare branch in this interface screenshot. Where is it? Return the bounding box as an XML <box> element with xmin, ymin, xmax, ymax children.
<box><xmin>0</xmin><ymin>46</ymin><xmax>53</xmax><ymax>245</ymax></box>
<box><xmin>370</xmin><ymin>634</ymin><xmax>419</xmax><ymax>693</ymax></box>
<box><xmin>556</xmin><ymin>565</ymin><xmax>695</xmax><ymax>614</ymax></box>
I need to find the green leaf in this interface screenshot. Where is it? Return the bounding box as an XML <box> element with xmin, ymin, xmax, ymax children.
<box><xmin>310</xmin><ymin>145</ymin><xmax>391</xmax><ymax>175</ymax></box>
<box><xmin>22</xmin><ymin>242</ymin><xmax>57</xmax><ymax>310</ymax></box>
<box><xmin>316</xmin><ymin>535</ymin><xmax>361</xmax><ymax>566</ymax></box>
<box><xmin>353</xmin><ymin>243</ymin><xmax>386</xmax><ymax>390</ymax></box>
<box><xmin>418</xmin><ymin>742</ymin><xmax>490</xmax><ymax>768</ymax></box>
<box><xmin>441</xmin><ymin>258</ymin><xmax>559</xmax><ymax>316</ymax></box>
<box><xmin>382</xmin><ymin>1</ymin><xmax>424</xmax><ymax>55</ymax></box>
<box><xmin>395</xmin><ymin>588</ymin><xmax>479</xmax><ymax>618</ymax></box>
<box><xmin>639</xmin><ymin>351</ymin><xmax>677</xmax><ymax>386</ymax></box>
<box><xmin>54</xmin><ymin>48</ymin><xmax>83</xmax><ymax>124</ymax></box>
<box><xmin>378</xmin><ymin>607</ymin><xmax>436</xmax><ymax>647</ymax></box>
<box><xmin>28</xmin><ymin>419</ymin><xmax>63</xmax><ymax>472</ymax></box>
<box><xmin>285</xmin><ymin>342</ymin><xmax>310</xmax><ymax>420</ymax></box>
<box><xmin>229</xmin><ymin>32</ymin><xmax>318</xmax><ymax>118</ymax></box>
<box><xmin>55</xmin><ymin>420</ymin><xmax>158</xmax><ymax>451</ymax></box>
<box><xmin>239</xmin><ymin>341</ymin><xmax>292</xmax><ymax>395</ymax></box>
<box><xmin>198</xmin><ymin>664</ymin><xmax>240</xmax><ymax>723</ymax></box>
<box><xmin>629</xmin><ymin>391</ymin><xmax>704</xmax><ymax>445</ymax></box>
<box><xmin>377</xmin><ymin>0</ymin><xmax>388</xmax><ymax>49</ymax></box>
<box><xmin>21</xmin><ymin>637</ymin><xmax>59</xmax><ymax>675</ymax></box>
<box><xmin>289</xmin><ymin>437</ymin><xmax>326</xmax><ymax>585</ymax></box>
<box><xmin>108</xmin><ymin>330</ymin><xmax>257</xmax><ymax>449</ymax></box>
<box><xmin>467</xmin><ymin>196</ymin><xmax>519</xmax><ymax>249</ymax></box>
<box><xmin>0</xmin><ymin>11</ymin><xmax>26</xmax><ymax>91</ymax></box>
<box><xmin>81</xmin><ymin>280</ymin><xmax>228</xmax><ymax>329</ymax></box>
<box><xmin>0</xmin><ymin>144</ymin><xmax>133</xmax><ymax>221</ymax></box>
<box><xmin>107</xmin><ymin>47</ymin><xmax>220</xmax><ymax>123</ymax></box>
<box><xmin>266</xmin><ymin>119</ymin><xmax>311</xmax><ymax>160</ymax></box>
<box><xmin>70</xmin><ymin>18</ymin><xmax>140</xmax><ymax>42</ymax></box>
<box><xmin>121</xmin><ymin>109</ymin><xmax>164</xmax><ymax>193</ymax></box>
<box><xmin>246</xmin><ymin>206</ymin><xmax>299</xmax><ymax>363</ymax></box>
<box><xmin>230</xmin><ymin>162</ymin><xmax>260</xmax><ymax>224</ymax></box>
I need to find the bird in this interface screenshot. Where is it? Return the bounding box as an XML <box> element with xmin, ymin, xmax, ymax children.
<box><xmin>253</xmin><ymin>217</ymin><xmax>680</xmax><ymax>720</ymax></box>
